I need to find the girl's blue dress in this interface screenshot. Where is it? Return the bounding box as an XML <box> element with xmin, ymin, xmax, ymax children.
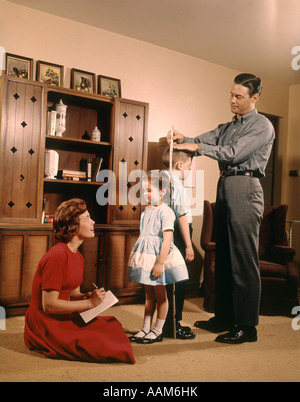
<box><xmin>127</xmin><ymin>204</ymin><xmax>189</xmax><ymax>286</ymax></box>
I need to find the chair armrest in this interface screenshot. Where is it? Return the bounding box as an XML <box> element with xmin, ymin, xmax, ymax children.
<box><xmin>270</xmin><ymin>245</ymin><xmax>296</xmax><ymax>256</ymax></box>
<box><xmin>268</xmin><ymin>245</ymin><xmax>296</xmax><ymax>266</ymax></box>
<box><xmin>202</xmin><ymin>242</ymin><xmax>216</xmax><ymax>251</ymax></box>
<box><xmin>200</xmin><ymin>201</ymin><xmax>214</xmax><ymax>248</ymax></box>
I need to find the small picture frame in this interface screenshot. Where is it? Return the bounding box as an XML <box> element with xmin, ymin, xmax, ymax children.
<box><xmin>71</xmin><ymin>68</ymin><xmax>96</xmax><ymax>93</ymax></box>
<box><xmin>98</xmin><ymin>75</ymin><xmax>121</xmax><ymax>97</ymax></box>
<box><xmin>5</xmin><ymin>53</ymin><xmax>33</xmax><ymax>80</ymax></box>
<box><xmin>36</xmin><ymin>60</ymin><xmax>64</xmax><ymax>87</ymax></box>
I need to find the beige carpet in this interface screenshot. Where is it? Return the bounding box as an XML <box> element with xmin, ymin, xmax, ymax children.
<box><xmin>0</xmin><ymin>298</ymin><xmax>299</xmax><ymax>382</ymax></box>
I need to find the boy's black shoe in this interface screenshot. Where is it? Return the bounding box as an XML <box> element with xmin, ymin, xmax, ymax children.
<box><xmin>164</xmin><ymin>323</ymin><xmax>196</xmax><ymax>339</ymax></box>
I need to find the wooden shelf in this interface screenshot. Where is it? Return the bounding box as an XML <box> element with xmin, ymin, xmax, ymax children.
<box><xmin>46</xmin><ymin>84</ymin><xmax>114</xmax><ymax>104</ymax></box>
<box><xmin>44</xmin><ymin>178</ymin><xmax>105</xmax><ymax>185</ymax></box>
<box><xmin>45</xmin><ymin>135</ymin><xmax>111</xmax><ymax>147</ymax></box>
<box><xmin>45</xmin><ymin>135</ymin><xmax>112</xmax><ymax>154</ymax></box>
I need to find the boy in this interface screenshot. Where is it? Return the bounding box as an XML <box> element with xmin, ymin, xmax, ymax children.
<box><xmin>162</xmin><ymin>147</ymin><xmax>195</xmax><ymax>340</ymax></box>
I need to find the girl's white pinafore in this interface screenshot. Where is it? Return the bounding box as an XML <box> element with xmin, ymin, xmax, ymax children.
<box><xmin>127</xmin><ymin>204</ymin><xmax>189</xmax><ymax>286</ymax></box>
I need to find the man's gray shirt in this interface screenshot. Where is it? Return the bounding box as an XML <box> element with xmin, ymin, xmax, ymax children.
<box><xmin>184</xmin><ymin>109</ymin><xmax>275</xmax><ymax>177</ymax></box>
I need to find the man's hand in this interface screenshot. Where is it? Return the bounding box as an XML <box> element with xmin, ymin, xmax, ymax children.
<box><xmin>167</xmin><ymin>129</ymin><xmax>200</xmax><ymax>153</ymax></box>
<box><xmin>173</xmin><ymin>142</ymin><xmax>200</xmax><ymax>153</ymax></box>
<box><xmin>167</xmin><ymin>129</ymin><xmax>184</xmax><ymax>144</ymax></box>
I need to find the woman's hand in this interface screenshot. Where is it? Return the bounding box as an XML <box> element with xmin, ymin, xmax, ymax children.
<box><xmin>89</xmin><ymin>287</ymin><xmax>106</xmax><ymax>307</ymax></box>
<box><xmin>151</xmin><ymin>263</ymin><xmax>164</xmax><ymax>279</ymax></box>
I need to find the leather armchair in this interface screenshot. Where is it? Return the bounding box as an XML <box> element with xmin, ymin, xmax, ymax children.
<box><xmin>201</xmin><ymin>200</ymin><xmax>299</xmax><ymax>316</ymax></box>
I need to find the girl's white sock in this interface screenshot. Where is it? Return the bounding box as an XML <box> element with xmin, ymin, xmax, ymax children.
<box><xmin>135</xmin><ymin>315</ymin><xmax>152</xmax><ymax>338</ymax></box>
<box><xmin>145</xmin><ymin>318</ymin><xmax>165</xmax><ymax>339</ymax></box>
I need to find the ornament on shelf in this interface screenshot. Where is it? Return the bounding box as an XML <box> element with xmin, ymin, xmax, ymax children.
<box><xmin>82</xmin><ymin>130</ymin><xmax>90</xmax><ymax>140</ymax></box>
<box><xmin>55</xmin><ymin>99</ymin><xmax>67</xmax><ymax>137</ymax></box>
<box><xmin>91</xmin><ymin>126</ymin><xmax>101</xmax><ymax>141</ymax></box>
<box><xmin>44</xmin><ymin>149</ymin><xmax>59</xmax><ymax>179</ymax></box>
<box><xmin>47</xmin><ymin>110</ymin><xmax>57</xmax><ymax>136</ymax></box>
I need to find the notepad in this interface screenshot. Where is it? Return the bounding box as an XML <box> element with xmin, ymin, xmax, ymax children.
<box><xmin>79</xmin><ymin>290</ymin><xmax>119</xmax><ymax>324</ymax></box>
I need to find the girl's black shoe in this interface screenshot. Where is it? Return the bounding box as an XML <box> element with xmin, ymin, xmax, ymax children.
<box><xmin>136</xmin><ymin>331</ymin><xmax>163</xmax><ymax>344</ymax></box>
<box><xmin>129</xmin><ymin>330</ymin><xmax>147</xmax><ymax>342</ymax></box>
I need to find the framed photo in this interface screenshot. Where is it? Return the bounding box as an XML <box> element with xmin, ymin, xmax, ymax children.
<box><xmin>5</xmin><ymin>53</ymin><xmax>33</xmax><ymax>80</ymax></box>
<box><xmin>98</xmin><ymin>75</ymin><xmax>121</xmax><ymax>97</ymax></box>
<box><xmin>71</xmin><ymin>68</ymin><xmax>96</xmax><ymax>93</ymax></box>
<box><xmin>36</xmin><ymin>60</ymin><xmax>64</xmax><ymax>87</ymax></box>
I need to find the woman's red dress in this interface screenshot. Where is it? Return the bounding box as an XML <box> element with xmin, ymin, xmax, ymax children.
<box><xmin>24</xmin><ymin>242</ymin><xmax>135</xmax><ymax>363</ymax></box>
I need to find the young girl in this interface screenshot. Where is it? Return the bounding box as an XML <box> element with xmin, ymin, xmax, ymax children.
<box><xmin>127</xmin><ymin>172</ymin><xmax>189</xmax><ymax>344</ymax></box>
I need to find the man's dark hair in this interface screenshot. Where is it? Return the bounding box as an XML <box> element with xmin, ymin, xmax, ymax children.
<box><xmin>234</xmin><ymin>73</ymin><xmax>262</xmax><ymax>97</ymax></box>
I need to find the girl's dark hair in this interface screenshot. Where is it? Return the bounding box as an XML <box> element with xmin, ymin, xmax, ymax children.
<box><xmin>234</xmin><ymin>73</ymin><xmax>262</xmax><ymax>97</ymax></box>
<box><xmin>53</xmin><ymin>198</ymin><xmax>87</xmax><ymax>243</ymax></box>
<box><xmin>145</xmin><ymin>170</ymin><xmax>172</xmax><ymax>205</ymax></box>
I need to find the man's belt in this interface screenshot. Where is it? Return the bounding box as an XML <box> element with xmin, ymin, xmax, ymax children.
<box><xmin>220</xmin><ymin>170</ymin><xmax>261</xmax><ymax>178</ymax></box>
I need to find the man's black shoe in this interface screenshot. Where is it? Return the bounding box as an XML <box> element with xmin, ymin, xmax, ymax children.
<box><xmin>214</xmin><ymin>326</ymin><xmax>257</xmax><ymax>344</ymax></box>
<box><xmin>194</xmin><ymin>317</ymin><xmax>233</xmax><ymax>333</ymax></box>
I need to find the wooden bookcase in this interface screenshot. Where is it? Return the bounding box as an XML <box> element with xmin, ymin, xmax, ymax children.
<box><xmin>0</xmin><ymin>75</ymin><xmax>148</xmax><ymax>315</ymax></box>
<box><xmin>43</xmin><ymin>85</ymin><xmax>114</xmax><ymax>224</ymax></box>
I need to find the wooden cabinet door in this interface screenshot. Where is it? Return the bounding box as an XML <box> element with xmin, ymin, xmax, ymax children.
<box><xmin>0</xmin><ymin>229</ymin><xmax>52</xmax><ymax>314</ymax></box>
<box><xmin>0</xmin><ymin>76</ymin><xmax>44</xmax><ymax>223</ymax></box>
<box><xmin>79</xmin><ymin>230</ymin><xmax>106</xmax><ymax>293</ymax></box>
<box><xmin>0</xmin><ymin>234</ymin><xmax>23</xmax><ymax>301</ymax></box>
<box><xmin>110</xmin><ymin>98</ymin><xmax>148</xmax><ymax>224</ymax></box>
<box><xmin>79</xmin><ymin>228</ymin><xmax>143</xmax><ymax>302</ymax></box>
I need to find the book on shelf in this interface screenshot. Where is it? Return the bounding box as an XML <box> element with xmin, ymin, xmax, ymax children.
<box><xmin>79</xmin><ymin>157</ymin><xmax>104</xmax><ymax>182</ymax></box>
<box><xmin>80</xmin><ymin>157</ymin><xmax>92</xmax><ymax>181</ymax></box>
<box><xmin>58</xmin><ymin>169</ymin><xmax>86</xmax><ymax>176</ymax></box>
<box><xmin>59</xmin><ymin>177</ymin><xmax>86</xmax><ymax>181</ymax></box>
<box><xmin>44</xmin><ymin>213</ymin><xmax>54</xmax><ymax>223</ymax></box>
<box><xmin>92</xmin><ymin>157</ymin><xmax>103</xmax><ymax>181</ymax></box>
<box><xmin>41</xmin><ymin>195</ymin><xmax>47</xmax><ymax>224</ymax></box>
<box><xmin>57</xmin><ymin>169</ymin><xmax>87</xmax><ymax>180</ymax></box>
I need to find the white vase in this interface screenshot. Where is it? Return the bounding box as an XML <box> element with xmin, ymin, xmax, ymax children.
<box><xmin>91</xmin><ymin>126</ymin><xmax>101</xmax><ymax>141</ymax></box>
<box><xmin>44</xmin><ymin>150</ymin><xmax>59</xmax><ymax>179</ymax></box>
<box><xmin>47</xmin><ymin>110</ymin><xmax>57</xmax><ymax>136</ymax></box>
<box><xmin>55</xmin><ymin>99</ymin><xmax>67</xmax><ymax>137</ymax></box>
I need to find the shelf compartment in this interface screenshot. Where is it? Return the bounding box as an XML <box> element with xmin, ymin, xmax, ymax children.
<box><xmin>47</xmin><ymin>89</ymin><xmax>113</xmax><ymax>143</ymax></box>
<box><xmin>43</xmin><ymin>180</ymin><xmax>108</xmax><ymax>224</ymax></box>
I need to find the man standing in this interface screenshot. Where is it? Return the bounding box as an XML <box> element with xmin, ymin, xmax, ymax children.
<box><xmin>168</xmin><ymin>73</ymin><xmax>275</xmax><ymax>344</ymax></box>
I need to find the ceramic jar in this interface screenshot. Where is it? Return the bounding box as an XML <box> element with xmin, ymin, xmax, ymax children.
<box><xmin>91</xmin><ymin>126</ymin><xmax>101</xmax><ymax>141</ymax></box>
<box><xmin>55</xmin><ymin>99</ymin><xmax>67</xmax><ymax>137</ymax></box>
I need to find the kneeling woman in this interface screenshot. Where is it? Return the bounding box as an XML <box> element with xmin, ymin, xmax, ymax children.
<box><xmin>24</xmin><ymin>198</ymin><xmax>135</xmax><ymax>364</ymax></box>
